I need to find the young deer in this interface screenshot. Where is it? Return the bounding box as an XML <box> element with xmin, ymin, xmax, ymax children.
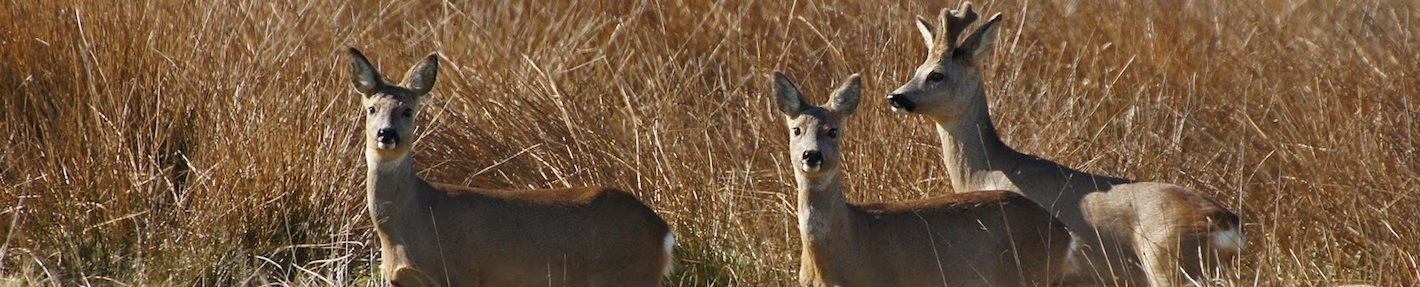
<box><xmin>348</xmin><ymin>48</ymin><xmax>673</xmax><ymax>287</ymax></box>
<box><xmin>886</xmin><ymin>3</ymin><xmax>1243</xmax><ymax>286</ymax></box>
<box><xmin>773</xmin><ymin>71</ymin><xmax>1074</xmax><ymax>286</ymax></box>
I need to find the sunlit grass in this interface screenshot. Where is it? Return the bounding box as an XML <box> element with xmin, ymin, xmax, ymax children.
<box><xmin>1</xmin><ymin>0</ymin><xmax>1416</xmax><ymax>285</ymax></box>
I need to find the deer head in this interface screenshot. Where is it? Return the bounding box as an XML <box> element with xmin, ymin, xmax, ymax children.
<box><xmin>772</xmin><ymin>72</ymin><xmax>862</xmax><ymax>177</ymax></box>
<box><xmin>888</xmin><ymin>2</ymin><xmax>1003</xmax><ymax>124</ymax></box>
<box><xmin>348</xmin><ymin>47</ymin><xmax>439</xmax><ymax>162</ymax></box>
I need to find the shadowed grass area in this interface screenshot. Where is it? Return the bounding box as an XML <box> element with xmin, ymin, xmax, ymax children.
<box><xmin>1</xmin><ymin>0</ymin><xmax>1416</xmax><ymax>285</ymax></box>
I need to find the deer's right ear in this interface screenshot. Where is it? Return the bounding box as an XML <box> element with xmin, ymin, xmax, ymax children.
<box><xmin>771</xmin><ymin>71</ymin><xmax>809</xmax><ymax>117</ymax></box>
<box><xmin>348</xmin><ymin>47</ymin><xmax>383</xmax><ymax>96</ymax></box>
<box><xmin>914</xmin><ymin>15</ymin><xmax>936</xmax><ymax>51</ymax></box>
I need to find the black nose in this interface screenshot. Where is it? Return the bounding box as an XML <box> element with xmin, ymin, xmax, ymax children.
<box><xmin>376</xmin><ymin>129</ymin><xmax>399</xmax><ymax>144</ymax></box>
<box><xmin>887</xmin><ymin>94</ymin><xmax>915</xmax><ymax>111</ymax></box>
<box><xmin>802</xmin><ymin>150</ymin><xmax>823</xmax><ymax>166</ymax></box>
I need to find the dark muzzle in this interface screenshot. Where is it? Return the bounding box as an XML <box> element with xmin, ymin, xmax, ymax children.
<box><xmin>376</xmin><ymin>129</ymin><xmax>400</xmax><ymax>146</ymax></box>
<box><xmin>802</xmin><ymin>150</ymin><xmax>824</xmax><ymax>169</ymax></box>
<box><xmin>887</xmin><ymin>94</ymin><xmax>915</xmax><ymax>112</ymax></box>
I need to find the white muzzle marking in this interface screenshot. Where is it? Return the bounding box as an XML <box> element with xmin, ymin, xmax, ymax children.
<box><xmin>802</xmin><ymin>164</ymin><xmax>820</xmax><ymax>172</ymax></box>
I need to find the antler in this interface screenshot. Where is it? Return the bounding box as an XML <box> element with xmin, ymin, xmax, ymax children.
<box><xmin>938</xmin><ymin>2</ymin><xmax>979</xmax><ymax>50</ymax></box>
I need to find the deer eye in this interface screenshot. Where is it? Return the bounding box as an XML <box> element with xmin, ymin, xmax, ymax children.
<box><xmin>792</xmin><ymin>127</ymin><xmax>802</xmax><ymax>136</ymax></box>
<box><xmin>926</xmin><ymin>72</ymin><xmax>946</xmax><ymax>82</ymax></box>
<box><xmin>402</xmin><ymin>108</ymin><xmax>413</xmax><ymax>117</ymax></box>
<box><xmin>367</xmin><ymin>107</ymin><xmax>376</xmax><ymax>114</ymax></box>
<box><xmin>826</xmin><ymin>128</ymin><xmax>839</xmax><ymax>139</ymax></box>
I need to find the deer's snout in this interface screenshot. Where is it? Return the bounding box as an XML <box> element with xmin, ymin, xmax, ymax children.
<box><xmin>887</xmin><ymin>94</ymin><xmax>915</xmax><ymax>113</ymax></box>
<box><xmin>801</xmin><ymin>150</ymin><xmax>824</xmax><ymax>171</ymax></box>
<box><xmin>376</xmin><ymin>128</ymin><xmax>400</xmax><ymax>149</ymax></box>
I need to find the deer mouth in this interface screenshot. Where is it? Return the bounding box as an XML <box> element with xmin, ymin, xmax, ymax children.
<box><xmin>376</xmin><ymin>129</ymin><xmax>401</xmax><ymax>149</ymax></box>
<box><xmin>800</xmin><ymin>155</ymin><xmax>823</xmax><ymax>171</ymax></box>
<box><xmin>801</xmin><ymin>152</ymin><xmax>824</xmax><ymax>172</ymax></box>
<box><xmin>802</xmin><ymin>162</ymin><xmax>822</xmax><ymax>172</ymax></box>
<box><xmin>376</xmin><ymin>135</ymin><xmax>401</xmax><ymax>150</ymax></box>
<box><xmin>887</xmin><ymin>94</ymin><xmax>915</xmax><ymax>113</ymax></box>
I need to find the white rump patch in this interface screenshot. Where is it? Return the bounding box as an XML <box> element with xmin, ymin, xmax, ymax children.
<box><xmin>661</xmin><ymin>233</ymin><xmax>676</xmax><ymax>277</ymax></box>
<box><xmin>1063</xmin><ymin>235</ymin><xmax>1083</xmax><ymax>274</ymax></box>
<box><xmin>1211</xmin><ymin>227</ymin><xmax>1244</xmax><ymax>252</ymax></box>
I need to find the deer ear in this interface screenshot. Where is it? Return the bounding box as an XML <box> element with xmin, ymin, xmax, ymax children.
<box><xmin>914</xmin><ymin>15</ymin><xmax>936</xmax><ymax>51</ymax></box>
<box><xmin>959</xmin><ymin>13</ymin><xmax>1003</xmax><ymax>62</ymax></box>
<box><xmin>771</xmin><ymin>71</ymin><xmax>810</xmax><ymax>117</ymax></box>
<box><xmin>404</xmin><ymin>53</ymin><xmax>439</xmax><ymax>96</ymax></box>
<box><xmin>348</xmin><ymin>47</ymin><xmax>384</xmax><ymax>95</ymax></box>
<box><xmin>828</xmin><ymin>74</ymin><xmax>861</xmax><ymax>118</ymax></box>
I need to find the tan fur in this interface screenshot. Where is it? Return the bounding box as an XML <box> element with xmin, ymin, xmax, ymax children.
<box><xmin>348</xmin><ymin>48</ymin><xmax>673</xmax><ymax>287</ymax></box>
<box><xmin>774</xmin><ymin>72</ymin><xmax>1073</xmax><ymax>287</ymax></box>
<box><xmin>888</xmin><ymin>4</ymin><xmax>1242</xmax><ymax>286</ymax></box>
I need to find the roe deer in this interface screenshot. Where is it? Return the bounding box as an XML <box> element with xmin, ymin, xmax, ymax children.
<box><xmin>348</xmin><ymin>48</ymin><xmax>673</xmax><ymax>287</ymax></box>
<box><xmin>886</xmin><ymin>3</ymin><xmax>1242</xmax><ymax>286</ymax></box>
<box><xmin>772</xmin><ymin>71</ymin><xmax>1074</xmax><ymax>286</ymax></box>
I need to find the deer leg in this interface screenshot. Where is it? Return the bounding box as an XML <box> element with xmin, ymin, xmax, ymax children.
<box><xmin>1135</xmin><ymin>225</ymin><xmax>1183</xmax><ymax>287</ymax></box>
<box><xmin>390</xmin><ymin>267</ymin><xmax>435</xmax><ymax>287</ymax></box>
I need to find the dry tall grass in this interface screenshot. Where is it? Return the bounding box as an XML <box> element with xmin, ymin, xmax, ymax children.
<box><xmin>1</xmin><ymin>0</ymin><xmax>1416</xmax><ymax>286</ymax></box>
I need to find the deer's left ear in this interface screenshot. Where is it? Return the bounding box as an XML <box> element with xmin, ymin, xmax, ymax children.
<box><xmin>958</xmin><ymin>13</ymin><xmax>1003</xmax><ymax>62</ymax></box>
<box><xmin>404</xmin><ymin>53</ymin><xmax>439</xmax><ymax>96</ymax></box>
<box><xmin>828</xmin><ymin>74</ymin><xmax>862</xmax><ymax>118</ymax></box>
<box><xmin>914</xmin><ymin>15</ymin><xmax>937</xmax><ymax>52</ymax></box>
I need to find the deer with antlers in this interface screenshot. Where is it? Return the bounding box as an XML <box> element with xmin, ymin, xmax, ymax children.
<box><xmin>773</xmin><ymin>71</ymin><xmax>1075</xmax><ymax>286</ymax></box>
<box><xmin>886</xmin><ymin>3</ymin><xmax>1242</xmax><ymax>286</ymax></box>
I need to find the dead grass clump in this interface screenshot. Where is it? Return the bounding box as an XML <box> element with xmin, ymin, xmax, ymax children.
<box><xmin>1</xmin><ymin>0</ymin><xmax>1416</xmax><ymax>285</ymax></box>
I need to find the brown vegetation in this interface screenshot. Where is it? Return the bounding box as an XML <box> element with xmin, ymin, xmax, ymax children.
<box><xmin>1</xmin><ymin>0</ymin><xmax>1416</xmax><ymax>285</ymax></box>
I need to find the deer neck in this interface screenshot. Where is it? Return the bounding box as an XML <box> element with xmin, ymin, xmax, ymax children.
<box><xmin>795</xmin><ymin>171</ymin><xmax>852</xmax><ymax>247</ymax></box>
<box><xmin>930</xmin><ymin>90</ymin><xmax>1024</xmax><ymax>193</ymax></box>
<box><xmin>366</xmin><ymin>151</ymin><xmax>426</xmax><ymax>238</ymax></box>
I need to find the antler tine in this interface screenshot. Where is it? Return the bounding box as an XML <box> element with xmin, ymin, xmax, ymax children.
<box><xmin>939</xmin><ymin>2</ymin><xmax>980</xmax><ymax>49</ymax></box>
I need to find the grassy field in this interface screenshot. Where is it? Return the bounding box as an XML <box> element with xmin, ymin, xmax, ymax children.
<box><xmin>2</xmin><ymin>0</ymin><xmax>1417</xmax><ymax>285</ymax></box>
